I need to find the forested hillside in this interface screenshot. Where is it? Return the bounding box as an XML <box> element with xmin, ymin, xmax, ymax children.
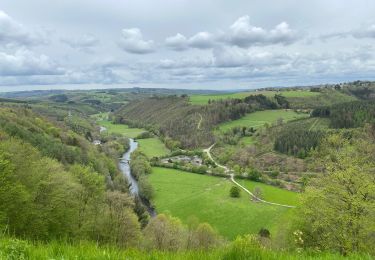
<box><xmin>114</xmin><ymin>94</ymin><xmax>284</xmax><ymax>148</ymax></box>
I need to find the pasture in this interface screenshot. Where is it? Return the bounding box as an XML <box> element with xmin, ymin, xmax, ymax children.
<box><xmin>189</xmin><ymin>90</ymin><xmax>320</xmax><ymax>105</ymax></box>
<box><xmin>137</xmin><ymin>138</ymin><xmax>170</xmax><ymax>158</ymax></box>
<box><xmin>149</xmin><ymin>167</ymin><xmax>298</xmax><ymax>240</ymax></box>
<box><xmin>218</xmin><ymin>109</ymin><xmax>309</xmax><ymax>132</ymax></box>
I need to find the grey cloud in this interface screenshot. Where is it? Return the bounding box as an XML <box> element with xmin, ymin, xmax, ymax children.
<box><xmin>212</xmin><ymin>46</ymin><xmax>291</xmax><ymax>68</ymax></box>
<box><xmin>320</xmin><ymin>24</ymin><xmax>375</xmax><ymax>41</ymax></box>
<box><xmin>119</xmin><ymin>28</ymin><xmax>155</xmax><ymax>54</ymax></box>
<box><xmin>352</xmin><ymin>24</ymin><xmax>375</xmax><ymax>39</ymax></box>
<box><xmin>61</xmin><ymin>34</ymin><xmax>99</xmax><ymax>52</ymax></box>
<box><xmin>0</xmin><ymin>63</ymin><xmax>121</xmax><ymax>86</ymax></box>
<box><xmin>146</xmin><ymin>46</ymin><xmax>375</xmax><ymax>85</ymax></box>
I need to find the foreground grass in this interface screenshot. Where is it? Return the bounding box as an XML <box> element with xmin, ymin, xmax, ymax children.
<box><xmin>190</xmin><ymin>90</ymin><xmax>319</xmax><ymax>105</ymax></box>
<box><xmin>149</xmin><ymin>167</ymin><xmax>299</xmax><ymax>240</ymax></box>
<box><xmin>0</xmin><ymin>237</ymin><xmax>370</xmax><ymax>260</ymax></box>
<box><xmin>137</xmin><ymin>138</ymin><xmax>170</xmax><ymax>158</ymax></box>
<box><xmin>218</xmin><ymin>110</ymin><xmax>309</xmax><ymax>132</ymax></box>
<box><xmin>98</xmin><ymin>120</ymin><xmax>144</xmax><ymax>138</ymax></box>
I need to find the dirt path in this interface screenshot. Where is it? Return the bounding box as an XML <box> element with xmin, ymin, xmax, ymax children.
<box><xmin>204</xmin><ymin>143</ymin><xmax>296</xmax><ymax>208</ymax></box>
<box><xmin>197</xmin><ymin>113</ymin><xmax>203</xmax><ymax>130</ymax></box>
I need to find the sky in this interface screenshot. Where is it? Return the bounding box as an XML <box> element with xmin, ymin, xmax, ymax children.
<box><xmin>0</xmin><ymin>0</ymin><xmax>375</xmax><ymax>92</ymax></box>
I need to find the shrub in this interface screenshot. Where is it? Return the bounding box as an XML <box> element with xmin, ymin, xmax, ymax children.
<box><xmin>258</xmin><ymin>228</ymin><xmax>270</xmax><ymax>238</ymax></box>
<box><xmin>229</xmin><ymin>186</ymin><xmax>241</xmax><ymax>198</ymax></box>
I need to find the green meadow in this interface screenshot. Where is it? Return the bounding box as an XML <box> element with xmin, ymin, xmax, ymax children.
<box><xmin>98</xmin><ymin>120</ymin><xmax>145</xmax><ymax>138</ymax></box>
<box><xmin>149</xmin><ymin>167</ymin><xmax>299</xmax><ymax>240</ymax></box>
<box><xmin>137</xmin><ymin>138</ymin><xmax>170</xmax><ymax>158</ymax></box>
<box><xmin>190</xmin><ymin>90</ymin><xmax>320</xmax><ymax>105</ymax></box>
<box><xmin>218</xmin><ymin>110</ymin><xmax>309</xmax><ymax>132</ymax></box>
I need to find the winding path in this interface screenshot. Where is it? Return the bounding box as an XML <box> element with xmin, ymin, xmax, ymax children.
<box><xmin>197</xmin><ymin>113</ymin><xmax>203</xmax><ymax>130</ymax></box>
<box><xmin>204</xmin><ymin>143</ymin><xmax>296</xmax><ymax>208</ymax></box>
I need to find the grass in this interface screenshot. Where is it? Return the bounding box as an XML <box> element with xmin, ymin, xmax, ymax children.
<box><xmin>0</xmin><ymin>237</ymin><xmax>365</xmax><ymax>260</ymax></box>
<box><xmin>218</xmin><ymin>110</ymin><xmax>309</xmax><ymax>132</ymax></box>
<box><xmin>98</xmin><ymin>120</ymin><xmax>145</xmax><ymax>138</ymax></box>
<box><xmin>190</xmin><ymin>90</ymin><xmax>320</xmax><ymax>105</ymax></box>
<box><xmin>137</xmin><ymin>138</ymin><xmax>170</xmax><ymax>158</ymax></box>
<box><xmin>149</xmin><ymin>167</ymin><xmax>299</xmax><ymax>240</ymax></box>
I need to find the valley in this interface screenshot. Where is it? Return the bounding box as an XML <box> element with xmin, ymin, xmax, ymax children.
<box><xmin>0</xmin><ymin>81</ymin><xmax>374</xmax><ymax>258</ymax></box>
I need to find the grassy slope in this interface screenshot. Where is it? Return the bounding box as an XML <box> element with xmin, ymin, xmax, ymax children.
<box><xmin>218</xmin><ymin>110</ymin><xmax>309</xmax><ymax>132</ymax></box>
<box><xmin>190</xmin><ymin>90</ymin><xmax>319</xmax><ymax>105</ymax></box>
<box><xmin>149</xmin><ymin>167</ymin><xmax>298</xmax><ymax>240</ymax></box>
<box><xmin>137</xmin><ymin>138</ymin><xmax>170</xmax><ymax>158</ymax></box>
<box><xmin>99</xmin><ymin>120</ymin><xmax>144</xmax><ymax>138</ymax></box>
<box><xmin>287</xmin><ymin>90</ymin><xmax>357</xmax><ymax>109</ymax></box>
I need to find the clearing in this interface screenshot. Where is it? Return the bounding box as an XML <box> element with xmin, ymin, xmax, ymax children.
<box><xmin>218</xmin><ymin>110</ymin><xmax>309</xmax><ymax>132</ymax></box>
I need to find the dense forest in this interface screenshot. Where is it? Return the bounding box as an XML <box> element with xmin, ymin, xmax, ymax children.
<box><xmin>312</xmin><ymin>100</ymin><xmax>375</xmax><ymax>128</ymax></box>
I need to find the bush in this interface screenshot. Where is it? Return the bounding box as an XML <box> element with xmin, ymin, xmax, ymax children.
<box><xmin>229</xmin><ymin>186</ymin><xmax>241</xmax><ymax>198</ymax></box>
<box><xmin>248</xmin><ymin>169</ymin><xmax>262</xmax><ymax>182</ymax></box>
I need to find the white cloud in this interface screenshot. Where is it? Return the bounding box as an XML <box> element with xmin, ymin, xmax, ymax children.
<box><xmin>165</xmin><ymin>33</ymin><xmax>188</xmax><ymax>51</ymax></box>
<box><xmin>0</xmin><ymin>48</ymin><xmax>63</xmax><ymax>76</ymax></box>
<box><xmin>61</xmin><ymin>34</ymin><xmax>99</xmax><ymax>53</ymax></box>
<box><xmin>0</xmin><ymin>10</ymin><xmax>44</xmax><ymax>47</ymax></box>
<box><xmin>227</xmin><ymin>15</ymin><xmax>298</xmax><ymax>47</ymax></box>
<box><xmin>119</xmin><ymin>28</ymin><xmax>155</xmax><ymax>54</ymax></box>
<box><xmin>164</xmin><ymin>16</ymin><xmax>298</xmax><ymax>51</ymax></box>
<box><xmin>188</xmin><ymin>32</ymin><xmax>215</xmax><ymax>49</ymax></box>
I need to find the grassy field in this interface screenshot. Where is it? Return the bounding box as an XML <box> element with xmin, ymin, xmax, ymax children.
<box><xmin>190</xmin><ymin>90</ymin><xmax>320</xmax><ymax>105</ymax></box>
<box><xmin>98</xmin><ymin>120</ymin><xmax>144</xmax><ymax>138</ymax></box>
<box><xmin>149</xmin><ymin>167</ymin><xmax>299</xmax><ymax>240</ymax></box>
<box><xmin>137</xmin><ymin>138</ymin><xmax>170</xmax><ymax>158</ymax></box>
<box><xmin>218</xmin><ymin>110</ymin><xmax>309</xmax><ymax>132</ymax></box>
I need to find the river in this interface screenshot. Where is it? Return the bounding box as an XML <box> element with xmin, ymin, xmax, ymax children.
<box><xmin>100</xmin><ymin>125</ymin><xmax>155</xmax><ymax>216</ymax></box>
<box><xmin>119</xmin><ymin>138</ymin><xmax>139</xmax><ymax>194</ymax></box>
<box><xmin>118</xmin><ymin>138</ymin><xmax>156</xmax><ymax>216</ymax></box>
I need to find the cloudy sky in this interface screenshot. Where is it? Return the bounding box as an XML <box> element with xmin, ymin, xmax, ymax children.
<box><xmin>0</xmin><ymin>0</ymin><xmax>375</xmax><ymax>91</ymax></box>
